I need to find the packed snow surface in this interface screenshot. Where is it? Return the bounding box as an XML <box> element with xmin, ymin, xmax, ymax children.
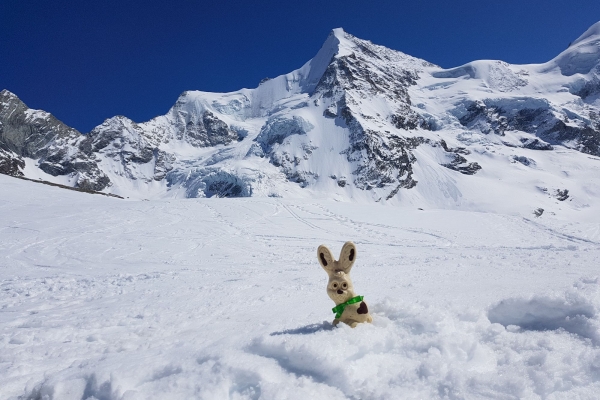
<box><xmin>2</xmin><ymin>175</ymin><xmax>600</xmax><ymax>399</ymax></box>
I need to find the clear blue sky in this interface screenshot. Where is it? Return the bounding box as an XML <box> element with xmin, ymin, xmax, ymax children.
<box><xmin>2</xmin><ymin>0</ymin><xmax>599</xmax><ymax>132</ymax></box>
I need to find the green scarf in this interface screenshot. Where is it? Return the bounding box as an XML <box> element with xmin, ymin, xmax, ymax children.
<box><xmin>332</xmin><ymin>295</ymin><xmax>364</xmax><ymax>319</ymax></box>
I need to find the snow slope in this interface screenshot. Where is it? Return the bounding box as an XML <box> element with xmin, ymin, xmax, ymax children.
<box><xmin>2</xmin><ymin>175</ymin><xmax>600</xmax><ymax>399</ymax></box>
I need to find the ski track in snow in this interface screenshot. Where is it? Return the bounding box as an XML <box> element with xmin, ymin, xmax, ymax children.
<box><xmin>2</xmin><ymin>176</ymin><xmax>600</xmax><ymax>399</ymax></box>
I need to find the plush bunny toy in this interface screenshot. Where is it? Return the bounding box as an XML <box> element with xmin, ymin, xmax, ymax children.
<box><xmin>317</xmin><ymin>241</ymin><xmax>373</xmax><ymax>327</ymax></box>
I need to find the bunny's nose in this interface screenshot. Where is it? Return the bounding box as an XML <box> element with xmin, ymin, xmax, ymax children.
<box><xmin>337</xmin><ymin>290</ymin><xmax>344</xmax><ymax>294</ymax></box>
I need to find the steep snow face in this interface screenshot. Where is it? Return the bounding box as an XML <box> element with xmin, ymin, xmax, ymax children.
<box><xmin>572</xmin><ymin>21</ymin><xmax>600</xmax><ymax>46</ymax></box>
<box><xmin>2</xmin><ymin>23</ymin><xmax>600</xmax><ymax>214</ymax></box>
<box><xmin>548</xmin><ymin>21</ymin><xmax>600</xmax><ymax>76</ymax></box>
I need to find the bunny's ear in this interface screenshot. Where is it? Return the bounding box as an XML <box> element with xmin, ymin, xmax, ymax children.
<box><xmin>317</xmin><ymin>245</ymin><xmax>335</xmax><ymax>272</ymax></box>
<box><xmin>338</xmin><ymin>241</ymin><xmax>357</xmax><ymax>273</ymax></box>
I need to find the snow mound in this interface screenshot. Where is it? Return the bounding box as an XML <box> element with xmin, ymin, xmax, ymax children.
<box><xmin>192</xmin><ymin>279</ymin><xmax>600</xmax><ymax>399</ymax></box>
<box><xmin>488</xmin><ymin>280</ymin><xmax>600</xmax><ymax>344</ymax></box>
<box><xmin>433</xmin><ymin>60</ymin><xmax>528</xmax><ymax>92</ymax></box>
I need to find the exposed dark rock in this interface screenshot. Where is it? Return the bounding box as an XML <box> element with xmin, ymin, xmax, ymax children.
<box><xmin>256</xmin><ymin>116</ymin><xmax>313</xmax><ymax>153</ymax></box>
<box><xmin>390</xmin><ymin>111</ymin><xmax>431</xmax><ymax>131</ymax></box>
<box><xmin>555</xmin><ymin>189</ymin><xmax>569</xmax><ymax>201</ymax></box>
<box><xmin>323</xmin><ymin>107</ymin><xmax>337</xmax><ymax>118</ymax></box>
<box><xmin>86</xmin><ymin>116</ymin><xmax>173</xmax><ymax>182</ymax></box>
<box><xmin>285</xmin><ymin>170</ymin><xmax>318</xmax><ymax>188</ymax></box>
<box><xmin>77</xmin><ymin>174</ymin><xmax>111</xmax><ymax>192</ymax></box>
<box><xmin>342</xmin><ymin>102</ymin><xmax>421</xmax><ymax>189</ymax></box>
<box><xmin>441</xmin><ymin>154</ymin><xmax>482</xmax><ymax>175</ymax></box>
<box><xmin>233</xmin><ymin>127</ymin><xmax>249</xmax><ymax>141</ymax></box>
<box><xmin>205</xmin><ymin>178</ymin><xmax>246</xmax><ymax>197</ymax></box>
<box><xmin>320</xmin><ymin>74</ymin><xmax>426</xmax><ymax>193</ymax></box>
<box><xmin>438</xmin><ymin>139</ymin><xmax>481</xmax><ymax>175</ymax></box>
<box><xmin>0</xmin><ymin>90</ymin><xmax>80</xmax><ymax>158</ymax></box>
<box><xmin>510</xmin><ymin>108</ymin><xmax>547</xmax><ymax>132</ymax></box>
<box><xmin>534</xmin><ymin>208</ymin><xmax>544</xmax><ymax>217</ymax></box>
<box><xmin>330</xmin><ymin>175</ymin><xmax>347</xmax><ymax>187</ymax></box>
<box><xmin>0</xmin><ymin>90</ymin><xmax>110</xmax><ymax>190</ymax></box>
<box><xmin>270</xmin><ymin>149</ymin><xmax>318</xmax><ymax>188</ymax></box>
<box><xmin>312</xmin><ymin>32</ymin><xmax>429</xmax><ymax>115</ymax></box>
<box><xmin>459</xmin><ymin>101</ymin><xmax>508</xmax><ymax>136</ymax></box>
<box><xmin>520</xmin><ymin>138</ymin><xmax>554</xmax><ymax>150</ymax></box>
<box><xmin>153</xmin><ymin>150</ymin><xmax>174</xmax><ymax>181</ymax></box>
<box><xmin>290</xmin><ymin>102</ymin><xmax>309</xmax><ymax>110</ymax></box>
<box><xmin>11</xmin><ymin>175</ymin><xmax>123</xmax><ymax>198</ymax></box>
<box><xmin>0</xmin><ymin>148</ymin><xmax>25</xmax><ymax>176</ymax></box>
<box><xmin>201</xmin><ymin>111</ymin><xmax>239</xmax><ymax>146</ymax></box>
<box><xmin>0</xmin><ymin>90</ymin><xmax>174</xmax><ymax>191</ymax></box>
<box><xmin>457</xmin><ymin>99</ymin><xmax>600</xmax><ymax>155</ymax></box>
<box><xmin>312</xmin><ymin>38</ymin><xmax>429</xmax><ymax>146</ymax></box>
<box><xmin>512</xmin><ymin>155</ymin><xmax>535</xmax><ymax>166</ymax></box>
<box><xmin>574</xmin><ymin>76</ymin><xmax>600</xmax><ymax>100</ymax></box>
<box><xmin>38</xmin><ymin>160</ymin><xmax>73</xmax><ymax>176</ymax></box>
<box><xmin>542</xmin><ymin>121</ymin><xmax>600</xmax><ymax>156</ymax></box>
<box><xmin>172</xmin><ymin>107</ymin><xmax>238</xmax><ymax>147</ymax></box>
<box><xmin>439</xmin><ymin>139</ymin><xmax>470</xmax><ymax>155</ymax></box>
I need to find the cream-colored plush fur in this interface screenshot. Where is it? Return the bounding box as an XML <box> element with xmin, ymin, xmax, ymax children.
<box><xmin>317</xmin><ymin>241</ymin><xmax>373</xmax><ymax>327</ymax></box>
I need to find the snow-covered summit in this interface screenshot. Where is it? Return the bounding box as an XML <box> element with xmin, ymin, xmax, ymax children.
<box><xmin>544</xmin><ymin>21</ymin><xmax>600</xmax><ymax>77</ymax></box>
<box><xmin>2</xmin><ymin>22</ymin><xmax>600</xmax><ymax>215</ymax></box>
<box><xmin>0</xmin><ymin>89</ymin><xmax>20</xmax><ymax>104</ymax></box>
<box><xmin>572</xmin><ymin>20</ymin><xmax>600</xmax><ymax>47</ymax></box>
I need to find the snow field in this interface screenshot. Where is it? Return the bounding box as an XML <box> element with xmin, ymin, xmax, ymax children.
<box><xmin>1</xmin><ymin>175</ymin><xmax>600</xmax><ymax>399</ymax></box>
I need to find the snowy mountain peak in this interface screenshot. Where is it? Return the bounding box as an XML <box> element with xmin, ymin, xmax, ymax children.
<box><xmin>327</xmin><ymin>27</ymin><xmax>356</xmax><ymax>57</ymax></box>
<box><xmin>330</xmin><ymin>27</ymin><xmax>345</xmax><ymax>38</ymax></box>
<box><xmin>254</xmin><ymin>27</ymin><xmax>356</xmax><ymax>97</ymax></box>
<box><xmin>547</xmin><ymin>20</ymin><xmax>600</xmax><ymax>76</ymax></box>
<box><xmin>0</xmin><ymin>89</ymin><xmax>26</xmax><ymax>111</ymax></box>
<box><xmin>571</xmin><ymin>20</ymin><xmax>600</xmax><ymax>47</ymax></box>
<box><xmin>1</xmin><ymin>89</ymin><xmax>19</xmax><ymax>101</ymax></box>
<box><xmin>297</xmin><ymin>29</ymin><xmax>346</xmax><ymax>93</ymax></box>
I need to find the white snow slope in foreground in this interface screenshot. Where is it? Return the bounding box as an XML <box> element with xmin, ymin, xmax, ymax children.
<box><xmin>2</xmin><ymin>175</ymin><xmax>600</xmax><ymax>399</ymax></box>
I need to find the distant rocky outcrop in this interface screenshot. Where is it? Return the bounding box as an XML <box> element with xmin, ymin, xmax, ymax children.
<box><xmin>457</xmin><ymin>99</ymin><xmax>600</xmax><ymax>156</ymax></box>
<box><xmin>0</xmin><ymin>90</ymin><xmax>110</xmax><ymax>190</ymax></box>
<box><xmin>0</xmin><ymin>148</ymin><xmax>24</xmax><ymax>177</ymax></box>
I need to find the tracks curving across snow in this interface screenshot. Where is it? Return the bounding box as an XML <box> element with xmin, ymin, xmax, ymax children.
<box><xmin>2</xmin><ymin>176</ymin><xmax>600</xmax><ymax>399</ymax></box>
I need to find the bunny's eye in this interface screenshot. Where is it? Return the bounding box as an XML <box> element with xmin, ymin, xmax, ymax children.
<box><xmin>332</xmin><ymin>283</ymin><xmax>338</xmax><ymax>289</ymax></box>
<box><xmin>342</xmin><ymin>283</ymin><xmax>348</xmax><ymax>289</ymax></box>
